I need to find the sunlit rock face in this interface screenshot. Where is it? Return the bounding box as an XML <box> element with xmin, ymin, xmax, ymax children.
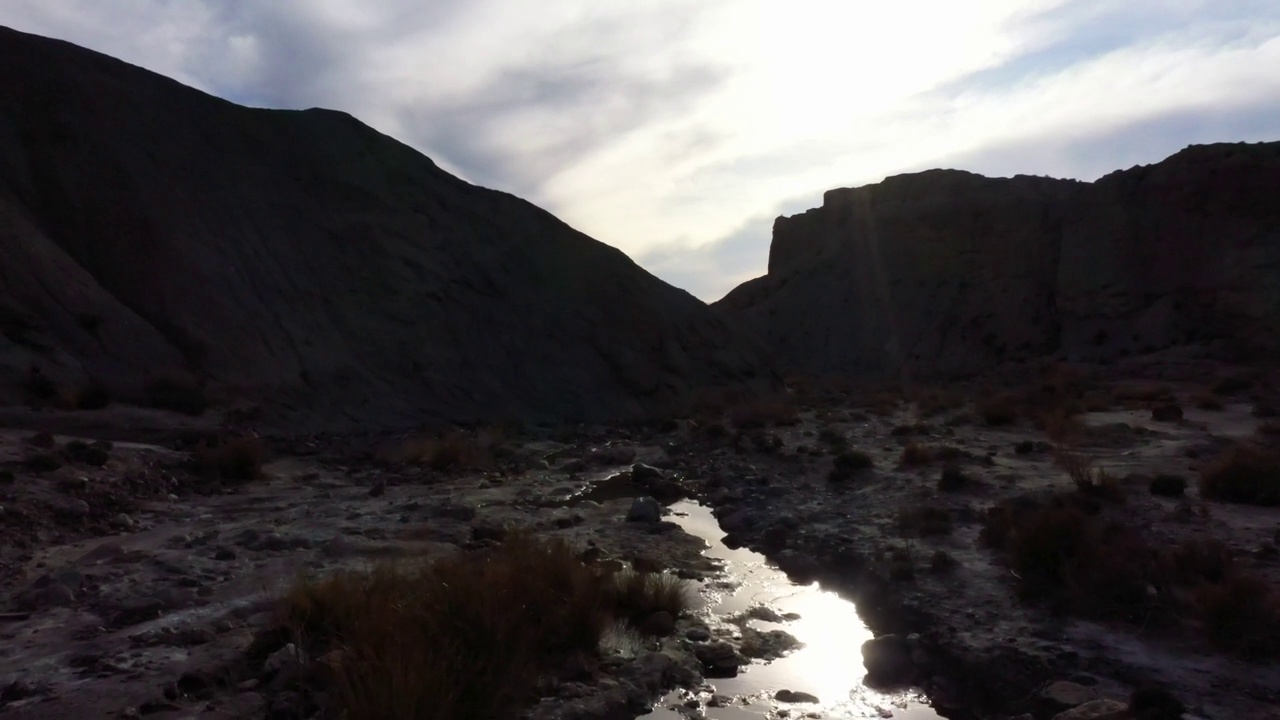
<box><xmin>0</xmin><ymin>26</ymin><xmax>781</xmax><ymax>429</ymax></box>
<box><xmin>718</xmin><ymin>142</ymin><xmax>1280</xmax><ymax>376</ymax></box>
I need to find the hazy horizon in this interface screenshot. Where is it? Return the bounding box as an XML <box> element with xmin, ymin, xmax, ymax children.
<box><xmin>3</xmin><ymin>1</ymin><xmax>1278</xmax><ymax>301</ymax></box>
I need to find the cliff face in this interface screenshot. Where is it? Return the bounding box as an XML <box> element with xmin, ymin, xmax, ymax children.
<box><xmin>0</xmin><ymin>26</ymin><xmax>780</xmax><ymax>429</ymax></box>
<box><xmin>718</xmin><ymin>143</ymin><xmax>1280</xmax><ymax>377</ymax></box>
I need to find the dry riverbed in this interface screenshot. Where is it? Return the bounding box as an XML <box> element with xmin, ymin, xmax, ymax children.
<box><xmin>0</xmin><ymin>359</ymin><xmax>1278</xmax><ymax>720</ymax></box>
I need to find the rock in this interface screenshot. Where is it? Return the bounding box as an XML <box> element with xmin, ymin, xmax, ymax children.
<box><xmin>1151</xmin><ymin>404</ymin><xmax>1184</xmax><ymax>422</ymax></box>
<box><xmin>0</xmin><ymin>26</ymin><xmax>779</xmax><ymax>431</ymax></box>
<box><xmin>693</xmin><ymin>641</ymin><xmax>746</xmax><ymax>678</ymax></box>
<box><xmin>861</xmin><ymin>635</ymin><xmax>915</xmax><ymax>686</ymax></box>
<box><xmin>640</xmin><ymin>611</ymin><xmax>676</xmax><ymax>636</ymax></box>
<box><xmin>775</xmin><ymin>689</ymin><xmax>819</xmax><ymax>703</ymax></box>
<box><xmin>775</xmin><ymin>550</ymin><xmax>821</xmax><ymax>583</ymax></box>
<box><xmin>59</xmin><ymin>498</ymin><xmax>91</xmax><ymax>518</ymax></box>
<box><xmin>630</xmin><ymin>463</ymin><xmax>664</xmax><ymax>482</ymax></box>
<box><xmin>684</xmin><ymin>626</ymin><xmax>711</xmax><ymax>642</ymax></box>
<box><xmin>367</xmin><ymin>478</ymin><xmax>386</xmax><ymax>497</ymax></box>
<box><xmin>1148</xmin><ymin>474</ymin><xmax>1187</xmax><ymax>497</ymax></box>
<box><xmin>1051</xmin><ymin>699</ymin><xmax>1127</xmax><ymax>720</ymax></box>
<box><xmin>715</xmin><ymin>143</ymin><xmax>1280</xmax><ymax>376</ymax></box>
<box><xmin>112</xmin><ymin>513</ymin><xmax>135</xmax><ymax>529</ymax></box>
<box><xmin>626</xmin><ymin>496</ymin><xmax>662</xmax><ymax>523</ymax></box>
<box><xmin>264</xmin><ymin>643</ymin><xmax>301</xmax><ymax>676</ymax></box>
<box><xmin>1041</xmin><ymin>680</ymin><xmax>1098</xmax><ymax>709</ymax></box>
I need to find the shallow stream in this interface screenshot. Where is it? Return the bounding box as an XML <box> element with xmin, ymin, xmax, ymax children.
<box><xmin>644</xmin><ymin>500</ymin><xmax>942</xmax><ymax>720</ymax></box>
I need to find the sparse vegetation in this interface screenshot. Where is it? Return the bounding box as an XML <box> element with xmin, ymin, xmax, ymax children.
<box><xmin>929</xmin><ymin>550</ymin><xmax>959</xmax><ymax>574</ymax></box>
<box><xmin>1199</xmin><ymin>442</ymin><xmax>1280</xmax><ymax>506</ymax></box>
<box><xmin>193</xmin><ymin>434</ymin><xmax>266</xmax><ymax>481</ymax></box>
<box><xmin>977</xmin><ymin>394</ymin><xmax>1019</xmax><ymax>426</ymax></box>
<box><xmin>938</xmin><ymin>464</ymin><xmax>969</xmax><ymax>491</ymax></box>
<box><xmin>900</xmin><ymin>442</ymin><xmax>934</xmax><ymax>466</ymax></box>
<box><xmin>1194</xmin><ymin>571</ymin><xmax>1280</xmax><ymax>659</ymax></box>
<box><xmin>278</xmin><ymin>535</ymin><xmax>689</xmax><ymax>719</ymax></box>
<box><xmin>382</xmin><ymin>428</ymin><xmax>502</xmax><ymax>470</ymax></box>
<box><xmin>1055</xmin><ymin>450</ymin><xmax>1126</xmax><ymax>503</ymax></box>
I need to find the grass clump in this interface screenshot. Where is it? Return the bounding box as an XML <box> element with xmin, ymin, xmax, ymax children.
<box><xmin>1055</xmin><ymin>450</ymin><xmax>1126</xmax><ymax>504</ymax></box>
<box><xmin>1199</xmin><ymin>443</ymin><xmax>1280</xmax><ymax>506</ymax></box>
<box><xmin>279</xmin><ymin>534</ymin><xmax>689</xmax><ymax>719</ymax></box>
<box><xmin>193</xmin><ymin>435</ymin><xmax>266</xmax><ymax>482</ymax></box>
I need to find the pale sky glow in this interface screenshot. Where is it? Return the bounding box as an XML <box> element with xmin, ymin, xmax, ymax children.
<box><xmin>3</xmin><ymin>1</ymin><xmax>1279</xmax><ymax>300</ymax></box>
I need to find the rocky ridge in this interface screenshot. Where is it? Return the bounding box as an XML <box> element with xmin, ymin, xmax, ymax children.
<box><xmin>718</xmin><ymin>143</ymin><xmax>1280</xmax><ymax>378</ymax></box>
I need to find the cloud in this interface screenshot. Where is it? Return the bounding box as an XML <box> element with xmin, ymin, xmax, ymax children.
<box><xmin>1</xmin><ymin>0</ymin><xmax>1278</xmax><ymax>303</ymax></box>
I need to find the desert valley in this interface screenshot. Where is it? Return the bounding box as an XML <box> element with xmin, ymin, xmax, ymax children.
<box><xmin>1</xmin><ymin>22</ymin><xmax>1279</xmax><ymax>720</ymax></box>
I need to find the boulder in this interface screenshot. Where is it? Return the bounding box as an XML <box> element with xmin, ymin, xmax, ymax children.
<box><xmin>861</xmin><ymin>634</ymin><xmax>915</xmax><ymax>686</ymax></box>
<box><xmin>626</xmin><ymin>497</ymin><xmax>662</xmax><ymax>523</ymax></box>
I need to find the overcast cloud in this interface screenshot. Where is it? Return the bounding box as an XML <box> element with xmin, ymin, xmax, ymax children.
<box><xmin>3</xmin><ymin>1</ymin><xmax>1279</xmax><ymax>300</ymax></box>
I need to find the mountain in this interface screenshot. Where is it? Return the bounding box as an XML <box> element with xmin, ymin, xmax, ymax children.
<box><xmin>717</xmin><ymin>142</ymin><xmax>1280</xmax><ymax>378</ymax></box>
<box><xmin>0</xmin><ymin>26</ymin><xmax>779</xmax><ymax>430</ymax></box>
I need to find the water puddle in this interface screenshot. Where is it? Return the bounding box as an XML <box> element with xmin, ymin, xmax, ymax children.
<box><xmin>647</xmin><ymin>501</ymin><xmax>942</xmax><ymax>719</ymax></box>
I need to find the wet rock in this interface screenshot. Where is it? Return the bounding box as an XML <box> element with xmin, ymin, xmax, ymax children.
<box><xmin>775</xmin><ymin>689</ymin><xmax>819</xmax><ymax>703</ymax></box>
<box><xmin>1050</xmin><ymin>699</ymin><xmax>1127</xmax><ymax>720</ymax></box>
<box><xmin>740</xmin><ymin>627</ymin><xmax>802</xmax><ymax>660</ymax></box>
<box><xmin>1151</xmin><ymin>404</ymin><xmax>1184</xmax><ymax>422</ymax></box>
<box><xmin>761</xmin><ymin>523</ymin><xmax>791</xmax><ymax>549</ymax></box>
<box><xmin>631</xmin><ymin>463</ymin><xmax>664</xmax><ymax>483</ymax></box>
<box><xmin>560</xmin><ymin>458</ymin><xmax>588</xmax><ymax>473</ymax></box>
<box><xmin>862</xmin><ymin>634</ymin><xmax>915</xmax><ymax>686</ymax></box>
<box><xmin>693</xmin><ymin>641</ymin><xmax>746</xmax><ymax>678</ymax></box>
<box><xmin>684</xmin><ymin>626</ymin><xmax>711</xmax><ymax>642</ymax></box>
<box><xmin>719</xmin><ymin>510</ymin><xmax>753</xmax><ymax>533</ymax></box>
<box><xmin>775</xmin><ymin>550</ymin><xmax>820</xmax><ymax>583</ymax></box>
<box><xmin>1040</xmin><ymin>680</ymin><xmax>1098</xmax><ymax>710</ymax></box>
<box><xmin>626</xmin><ymin>496</ymin><xmax>662</xmax><ymax>523</ymax></box>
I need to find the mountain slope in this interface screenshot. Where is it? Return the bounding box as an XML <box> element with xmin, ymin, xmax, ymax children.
<box><xmin>0</xmin><ymin>26</ymin><xmax>779</xmax><ymax>429</ymax></box>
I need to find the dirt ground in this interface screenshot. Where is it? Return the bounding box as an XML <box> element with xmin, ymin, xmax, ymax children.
<box><xmin>0</xmin><ymin>355</ymin><xmax>1277</xmax><ymax>720</ymax></box>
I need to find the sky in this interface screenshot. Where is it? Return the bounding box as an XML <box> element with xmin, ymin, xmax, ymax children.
<box><xmin>3</xmin><ymin>1</ymin><xmax>1279</xmax><ymax>301</ymax></box>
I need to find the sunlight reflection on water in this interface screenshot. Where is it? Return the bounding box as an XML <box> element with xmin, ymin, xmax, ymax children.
<box><xmin>644</xmin><ymin>501</ymin><xmax>941</xmax><ymax>720</ymax></box>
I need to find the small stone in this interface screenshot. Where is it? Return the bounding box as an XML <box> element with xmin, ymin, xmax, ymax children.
<box><xmin>775</xmin><ymin>689</ymin><xmax>819</xmax><ymax>704</ymax></box>
<box><xmin>113</xmin><ymin>513</ymin><xmax>135</xmax><ymax>529</ymax></box>
<box><xmin>1041</xmin><ymin>680</ymin><xmax>1097</xmax><ymax>709</ymax></box>
<box><xmin>1050</xmin><ymin>699</ymin><xmax>1127</xmax><ymax>720</ymax></box>
<box><xmin>626</xmin><ymin>496</ymin><xmax>662</xmax><ymax>523</ymax></box>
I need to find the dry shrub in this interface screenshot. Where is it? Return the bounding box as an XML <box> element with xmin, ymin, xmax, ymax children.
<box><xmin>977</xmin><ymin>394</ymin><xmax>1020</xmax><ymax>426</ymax></box>
<box><xmin>281</xmin><ymin>535</ymin><xmax>690</xmax><ymax>719</ymax></box>
<box><xmin>1190</xmin><ymin>391</ymin><xmax>1224</xmax><ymax>411</ymax></box>
<box><xmin>1114</xmin><ymin>382</ymin><xmax>1173</xmax><ymax>405</ymax></box>
<box><xmin>983</xmin><ymin>496</ymin><xmax>1154</xmax><ymax>620</ymax></box>
<box><xmin>829</xmin><ymin>450</ymin><xmax>873</xmax><ymax>482</ymax></box>
<box><xmin>193</xmin><ymin>435</ymin><xmax>265</xmax><ymax>482</ymax></box>
<box><xmin>862</xmin><ymin>391</ymin><xmax>901</xmax><ymax>417</ymax></box>
<box><xmin>897</xmin><ymin>506</ymin><xmax>953</xmax><ymax>537</ymax></box>
<box><xmin>900</xmin><ymin>443</ymin><xmax>934</xmax><ymax>466</ymax></box>
<box><xmin>727</xmin><ymin>395</ymin><xmax>799</xmax><ymax>429</ymax></box>
<box><xmin>1055</xmin><ymin>450</ymin><xmax>1125</xmax><ymax>503</ymax></box>
<box><xmin>911</xmin><ymin>387</ymin><xmax>965</xmax><ymax>417</ymax></box>
<box><xmin>1199</xmin><ymin>442</ymin><xmax>1280</xmax><ymax>506</ymax></box>
<box><xmin>384</xmin><ymin>428</ymin><xmax>502</xmax><ymax>470</ymax></box>
<box><xmin>1194</xmin><ymin>572</ymin><xmax>1280</xmax><ymax>659</ymax></box>
<box><xmin>145</xmin><ymin>372</ymin><xmax>209</xmax><ymax>415</ymax></box>
<box><xmin>1038</xmin><ymin>407</ymin><xmax>1086</xmax><ymax>443</ymax></box>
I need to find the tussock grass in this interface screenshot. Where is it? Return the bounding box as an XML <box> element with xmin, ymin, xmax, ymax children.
<box><xmin>1055</xmin><ymin>450</ymin><xmax>1125</xmax><ymax>504</ymax></box>
<box><xmin>193</xmin><ymin>434</ymin><xmax>265</xmax><ymax>482</ymax></box>
<box><xmin>899</xmin><ymin>443</ymin><xmax>934</xmax><ymax>466</ymax></box>
<box><xmin>1199</xmin><ymin>442</ymin><xmax>1280</xmax><ymax>506</ymax></box>
<box><xmin>828</xmin><ymin>450</ymin><xmax>874</xmax><ymax>482</ymax></box>
<box><xmin>279</xmin><ymin>534</ymin><xmax>690</xmax><ymax>719</ymax></box>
